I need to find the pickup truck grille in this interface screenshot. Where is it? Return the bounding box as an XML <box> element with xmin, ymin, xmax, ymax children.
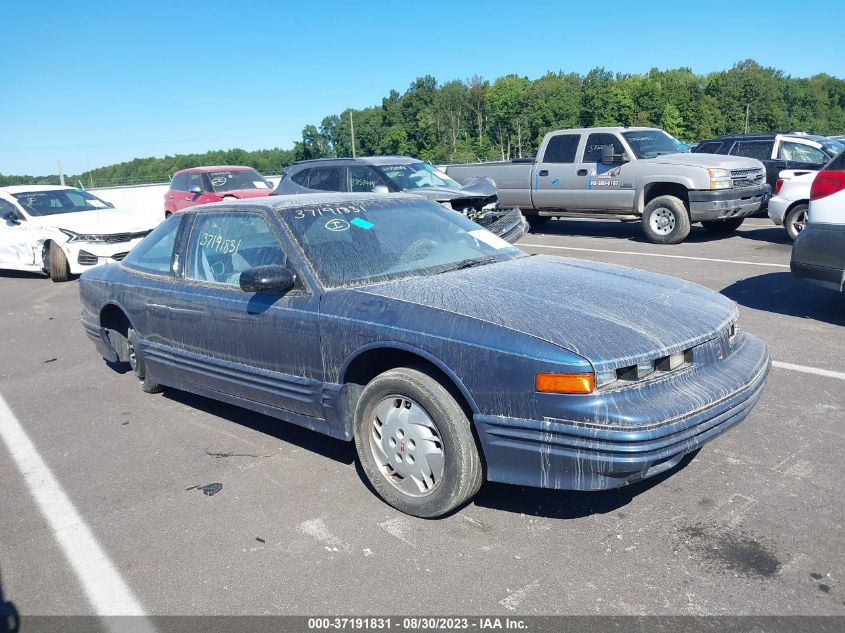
<box><xmin>730</xmin><ymin>168</ymin><xmax>766</xmax><ymax>189</ymax></box>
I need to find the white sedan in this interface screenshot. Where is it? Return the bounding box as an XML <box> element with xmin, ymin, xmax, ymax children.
<box><xmin>768</xmin><ymin>169</ymin><xmax>816</xmax><ymax>240</ymax></box>
<box><xmin>0</xmin><ymin>185</ymin><xmax>161</xmax><ymax>281</ymax></box>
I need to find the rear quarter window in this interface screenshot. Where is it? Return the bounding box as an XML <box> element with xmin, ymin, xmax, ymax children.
<box><xmin>729</xmin><ymin>140</ymin><xmax>774</xmax><ymax>161</ymax></box>
<box><xmin>122</xmin><ymin>214</ymin><xmax>182</xmax><ymax>275</ymax></box>
<box><xmin>693</xmin><ymin>141</ymin><xmax>723</xmax><ymax>154</ymax></box>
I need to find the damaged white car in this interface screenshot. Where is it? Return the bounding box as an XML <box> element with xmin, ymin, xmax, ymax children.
<box><xmin>0</xmin><ymin>185</ymin><xmax>160</xmax><ymax>281</ymax></box>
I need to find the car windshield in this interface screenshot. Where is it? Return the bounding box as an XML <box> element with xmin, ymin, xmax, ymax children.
<box><xmin>12</xmin><ymin>189</ymin><xmax>113</xmax><ymax>216</ymax></box>
<box><xmin>373</xmin><ymin>162</ymin><xmax>462</xmax><ymax>190</ymax></box>
<box><xmin>621</xmin><ymin>130</ymin><xmax>683</xmax><ymax>159</ymax></box>
<box><xmin>205</xmin><ymin>169</ymin><xmax>271</xmax><ymax>192</ymax></box>
<box><xmin>820</xmin><ymin>139</ymin><xmax>845</xmax><ymax>157</ymax></box>
<box><xmin>280</xmin><ymin>198</ymin><xmax>523</xmax><ymax>289</ymax></box>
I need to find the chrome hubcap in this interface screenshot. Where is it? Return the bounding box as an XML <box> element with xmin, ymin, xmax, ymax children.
<box><xmin>650</xmin><ymin>208</ymin><xmax>676</xmax><ymax>235</ymax></box>
<box><xmin>369</xmin><ymin>395</ymin><xmax>445</xmax><ymax>497</ymax></box>
<box><xmin>793</xmin><ymin>210</ymin><xmax>807</xmax><ymax>234</ymax></box>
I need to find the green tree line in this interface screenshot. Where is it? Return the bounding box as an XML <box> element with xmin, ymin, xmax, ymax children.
<box><xmin>3</xmin><ymin>60</ymin><xmax>844</xmax><ymax>188</ymax></box>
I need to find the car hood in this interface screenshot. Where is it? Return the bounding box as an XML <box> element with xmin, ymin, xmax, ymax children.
<box><xmin>222</xmin><ymin>189</ymin><xmax>273</xmax><ymax>199</ymax></box>
<box><xmin>354</xmin><ymin>255</ymin><xmax>737</xmax><ymax>371</ymax></box>
<box><xmin>647</xmin><ymin>153</ymin><xmax>763</xmax><ymax>170</ymax></box>
<box><xmin>402</xmin><ymin>176</ymin><xmax>497</xmax><ymax>207</ymax></box>
<box><xmin>30</xmin><ymin>208</ymin><xmax>160</xmax><ymax>234</ymax></box>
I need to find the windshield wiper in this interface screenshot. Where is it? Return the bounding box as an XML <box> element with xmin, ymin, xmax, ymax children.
<box><xmin>433</xmin><ymin>255</ymin><xmax>503</xmax><ymax>275</ymax></box>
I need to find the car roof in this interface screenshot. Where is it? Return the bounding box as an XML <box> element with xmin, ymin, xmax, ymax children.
<box><xmin>699</xmin><ymin>133</ymin><xmax>824</xmax><ymax>143</ymax></box>
<box><xmin>173</xmin><ymin>165</ymin><xmax>255</xmax><ymax>174</ymax></box>
<box><xmin>0</xmin><ymin>184</ymin><xmax>78</xmax><ymax>194</ymax></box>
<box><xmin>190</xmin><ymin>192</ymin><xmax>423</xmax><ymax>213</ymax></box>
<box><xmin>290</xmin><ymin>156</ymin><xmax>420</xmax><ymax>168</ymax></box>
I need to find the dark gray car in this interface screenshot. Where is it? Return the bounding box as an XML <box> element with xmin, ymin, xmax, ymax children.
<box><xmin>275</xmin><ymin>156</ymin><xmax>526</xmax><ymax>243</ymax></box>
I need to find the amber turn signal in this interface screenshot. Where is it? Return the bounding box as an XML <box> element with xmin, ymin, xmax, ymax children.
<box><xmin>535</xmin><ymin>372</ymin><xmax>595</xmax><ymax>394</ymax></box>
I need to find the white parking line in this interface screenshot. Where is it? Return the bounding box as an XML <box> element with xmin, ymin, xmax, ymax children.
<box><xmin>0</xmin><ymin>393</ymin><xmax>156</xmax><ymax>627</ymax></box>
<box><xmin>773</xmin><ymin>361</ymin><xmax>845</xmax><ymax>381</ymax></box>
<box><xmin>520</xmin><ymin>242</ymin><xmax>790</xmax><ymax>268</ymax></box>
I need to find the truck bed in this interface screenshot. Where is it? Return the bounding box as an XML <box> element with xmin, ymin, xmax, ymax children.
<box><xmin>443</xmin><ymin>161</ymin><xmax>535</xmax><ymax>209</ymax></box>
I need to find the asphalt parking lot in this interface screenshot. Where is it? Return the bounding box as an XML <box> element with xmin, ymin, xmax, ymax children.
<box><xmin>0</xmin><ymin>216</ymin><xmax>843</xmax><ymax>618</ymax></box>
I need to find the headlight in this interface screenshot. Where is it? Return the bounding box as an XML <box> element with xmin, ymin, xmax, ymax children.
<box><xmin>59</xmin><ymin>229</ymin><xmax>105</xmax><ymax>243</ymax></box>
<box><xmin>708</xmin><ymin>168</ymin><xmax>733</xmax><ymax>190</ymax></box>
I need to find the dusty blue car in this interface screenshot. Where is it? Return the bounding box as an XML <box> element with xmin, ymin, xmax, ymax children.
<box><xmin>79</xmin><ymin>193</ymin><xmax>770</xmax><ymax>517</ymax></box>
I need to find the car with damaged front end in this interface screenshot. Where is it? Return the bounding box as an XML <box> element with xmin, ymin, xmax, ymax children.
<box><xmin>78</xmin><ymin>193</ymin><xmax>770</xmax><ymax>517</ymax></box>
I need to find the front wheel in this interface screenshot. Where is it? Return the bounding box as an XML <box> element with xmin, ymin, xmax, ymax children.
<box><xmin>47</xmin><ymin>243</ymin><xmax>70</xmax><ymax>282</ymax></box>
<box><xmin>353</xmin><ymin>366</ymin><xmax>483</xmax><ymax>518</ymax></box>
<box><xmin>784</xmin><ymin>203</ymin><xmax>808</xmax><ymax>241</ymax></box>
<box><xmin>641</xmin><ymin>195</ymin><xmax>691</xmax><ymax>244</ymax></box>
<box><xmin>700</xmin><ymin>217</ymin><xmax>745</xmax><ymax>233</ymax></box>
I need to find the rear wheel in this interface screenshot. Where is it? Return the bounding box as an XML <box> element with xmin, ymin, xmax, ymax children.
<box><xmin>641</xmin><ymin>195</ymin><xmax>691</xmax><ymax>244</ymax></box>
<box><xmin>701</xmin><ymin>217</ymin><xmax>745</xmax><ymax>233</ymax></box>
<box><xmin>47</xmin><ymin>243</ymin><xmax>70</xmax><ymax>282</ymax></box>
<box><xmin>353</xmin><ymin>366</ymin><xmax>483</xmax><ymax>518</ymax></box>
<box><xmin>784</xmin><ymin>203</ymin><xmax>808</xmax><ymax>241</ymax></box>
<box><xmin>127</xmin><ymin>328</ymin><xmax>163</xmax><ymax>393</ymax></box>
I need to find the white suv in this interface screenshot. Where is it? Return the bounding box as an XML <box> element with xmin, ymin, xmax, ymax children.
<box><xmin>0</xmin><ymin>185</ymin><xmax>160</xmax><ymax>282</ymax></box>
<box><xmin>790</xmin><ymin>153</ymin><xmax>845</xmax><ymax>292</ymax></box>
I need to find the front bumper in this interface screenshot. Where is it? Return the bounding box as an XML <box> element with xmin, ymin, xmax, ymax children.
<box><xmin>688</xmin><ymin>185</ymin><xmax>770</xmax><ymax>221</ymax></box>
<box><xmin>65</xmin><ymin>238</ymin><xmax>145</xmax><ymax>274</ymax></box>
<box><xmin>474</xmin><ymin>333</ymin><xmax>770</xmax><ymax>490</ymax></box>
<box><xmin>767</xmin><ymin>195</ymin><xmax>791</xmax><ymax>225</ymax></box>
<box><xmin>791</xmin><ymin>222</ymin><xmax>845</xmax><ymax>292</ymax></box>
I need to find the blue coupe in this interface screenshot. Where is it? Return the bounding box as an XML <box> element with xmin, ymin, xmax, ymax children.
<box><xmin>79</xmin><ymin>193</ymin><xmax>770</xmax><ymax>517</ymax></box>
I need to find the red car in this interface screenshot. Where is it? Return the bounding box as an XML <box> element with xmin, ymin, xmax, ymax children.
<box><xmin>164</xmin><ymin>166</ymin><xmax>274</xmax><ymax>216</ymax></box>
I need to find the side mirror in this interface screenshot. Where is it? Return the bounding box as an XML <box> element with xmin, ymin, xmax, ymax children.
<box><xmin>372</xmin><ymin>185</ymin><xmax>390</xmax><ymax>194</ymax></box>
<box><xmin>239</xmin><ymin>265</ymin><xmax>295</xmax><ymax>293</ymax></box>
<box><xmin>2</xmin><ymin>210</ymin><xmax>20</xmax><ymax>225</ymax></box>
<box><xmin>188</xmin><ymin>186</ymin><xmax>203</xmax><ymax>195</ymax></box>
<box><xmin>601</xmin><ymin>146</ymin><xmax>627</xmax><ymax>164</ymax></box>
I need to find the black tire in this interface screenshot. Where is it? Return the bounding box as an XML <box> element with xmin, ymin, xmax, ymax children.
<box><xmin>47</xmin><ymin>243</ymin><xmax>70</xmax><ymax>282</ymax></box>
<box><xmin>127</xmin><ymin>328</ymin><xmax>163</xmax><ymax>394</ymax></box>
<box><xmin>784</xmin><ymin>203</ymin><xmax>808</xmax><ymax>241</ymax></box>
<box><xmin>526</xmin><ymin>215</ymin><xmax>549</xmax><ymax>232</ymax></box>
<box><xmin>701</xmin><ymin>217</ymin><xmax>745</xmax><ymax>233</ymax></box>
<box><xmin>353</xmin><ymin>366</ymin><xmax>483</xmax><ymax>518</ymax></box>
<box><xmin>641</xmin><ymin>195</ymin><xmax>691</xmax><ymax>244</ymax></box>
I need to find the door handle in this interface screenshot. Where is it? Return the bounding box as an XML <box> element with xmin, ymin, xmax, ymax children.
<box><xmin>577</xmin><ymin>169</ymin><xmax>588</xmax><ymax>176</ymax></box>
<box><xmin>538</xmin><ymin>170</ymin><xmax>549</xmax><ymax>177</ymax></box>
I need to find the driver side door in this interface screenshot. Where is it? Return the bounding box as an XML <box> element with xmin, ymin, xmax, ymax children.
<box><xmin>574</xmin><ymin>133</ymin><xmax>637</xmax><ymax>212</ymax></box>
<box><xmin>0</xmin><ymin>200</ymin><xmax>36</xmax><ymax>270</ymax></box>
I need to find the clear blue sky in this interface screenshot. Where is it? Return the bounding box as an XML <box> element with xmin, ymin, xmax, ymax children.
<box><xmin>1</xmin><ymin>0</ymin><xmax>842</xmax><ymax>176</ymax></box>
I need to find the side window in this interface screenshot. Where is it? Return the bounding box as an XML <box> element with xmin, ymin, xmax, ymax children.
<box><xmin>542</xmin><ymin>134</ymin><xmax>580</xmax><ymax>164</ymax></box>
<box><xmin>779</xmin><ymin>142</ymin><xmax>828</xmax><ymax>165</ymax></box>
<box><xmin>186</xmin><ymin>213</ymin><xmax>286</xmax><ymax>286</ymax></box>
<box><xmin>122</xmin><ymin>215</ymin><xmax>182</xmax><ymax>275</ymax></box>
<box><xmin>290</xmin><ymin>168</ymin><xmax>310</xmax><ymax>187</ymax></box>
<box><xmin>729</xmin><ymin>141</ymin><xmax>773</xmax><ymax>161</ymax></box>
<box><xmin>694</xmin><ymin>141</ymin><xmax>723</xmax><ymax>154</ymax></box>
<box><xmin>583</xmin><ymin>134</ymin><xmax>625</xmax><ymax>163</ymax></box>
<box><xmin>308</xmin><ymin>167</ymin><xmax>343</xmax><ymax>192</ymax></box>
<box><xmin>348</xmin><ymin>166</ymin><xmax>382</xmax><ymax>192</ymax></box>
<box><xmin>187</xmin><ymin>172</ymin><xmax>204</xmax><ymax>192</ymax></box>
<box><xmin>170</xmin><ymin>173</ymin><xmax>188</xmax><ymax>191</ymax></box>
<box><xmin>0</xmin><ymin>199</ymin><xmax>21</xmax><ymax>219</ymax></box>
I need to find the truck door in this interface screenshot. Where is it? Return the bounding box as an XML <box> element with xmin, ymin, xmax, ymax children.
<box><xmin>574</xmin><ymin>133</ymin><xmax>637</xmax><ymax>212</ymax></box>
<box><xmin>531</xmin><ymin>133</ymin><xmax>579</xmax><ymax>211</ymax></box>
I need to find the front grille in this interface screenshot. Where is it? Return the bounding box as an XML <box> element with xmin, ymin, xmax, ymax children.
<box><xmin>101</xmin><ymin>230</ymin><xmax>151</xmax><ymax>244</ymax></box>
<box><xmin>111</xmin><ymin>252</ymin><xmax>129</xmax><ymax>261</ymax></box>
<box><xmin>77</xmin><ymin>250</ymin><xmax>98</xmax><ymax>265</ymax></box>
<box><xmin>730</xmin><ymin>168</ymin><xmax>765</xmax><ymax>189</ymax></box>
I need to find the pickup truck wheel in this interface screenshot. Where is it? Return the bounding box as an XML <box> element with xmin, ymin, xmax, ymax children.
<box><xmin>701</xmin><ymin>217</ymin><xmax>744</xmax><ymax>233</ymax></box>
<box><xmin>353</xmin><ymin>366</ymin><xmax>483</xmax><ymax>518</ymax></box>
<box><xmin>526</xmin><ymin>215</ymin><xmax>549</xmax><ymax>231</ymax></box>
<box><xmin>784</xmin><ymin>203</ymin><xmax>808</xmax><ymax>240</ymax></box>
<box><xmin>642</xmin><ymin>196</ymin><xmax>690</xmax><ymax>244</ymax></box>
<box><xmin>47</xmin><ymin>243</ymin><xmax>71</xmax><ymax>282</ymax></box>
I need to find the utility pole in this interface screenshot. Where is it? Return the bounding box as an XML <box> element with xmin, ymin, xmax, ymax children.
<box><xmin>744</xmin><ymin>104</ymin><xmax>750</xmax><ymax>134</ymax></box>
<box><xmin>57</xmin><ymin>160</ymin><xmax>65</xmax><ymax>186</ymax></box>
<box><xmin>349</xmin><ymin>112</ymin><xmax>356</xmax><ymax>158</ymax></box>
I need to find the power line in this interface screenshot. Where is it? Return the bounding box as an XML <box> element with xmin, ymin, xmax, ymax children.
<box><xmin>0</xmin><ymin>133</ymin><xmax>295</xmax><ymax>153</ymax></box>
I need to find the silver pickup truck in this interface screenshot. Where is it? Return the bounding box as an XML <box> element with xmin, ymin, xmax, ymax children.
<box><xmin>444</xmin><ymin>127</ymin><xmax>770</xmax><ymax>244</ymax></box>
